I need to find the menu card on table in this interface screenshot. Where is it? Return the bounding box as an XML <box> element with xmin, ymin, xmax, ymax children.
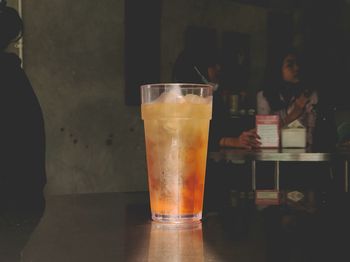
<box><xmin>256</xmin><ymin>115</ymin><xmax>280</xmax><ymax>148</ymax></box>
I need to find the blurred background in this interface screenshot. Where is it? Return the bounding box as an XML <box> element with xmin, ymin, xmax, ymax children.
<box><xmin>6</xmin><ymin>0</ymin><xmax>350</xmax><ymax>195</ymax></box>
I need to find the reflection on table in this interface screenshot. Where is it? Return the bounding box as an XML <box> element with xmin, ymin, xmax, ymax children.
<box><xmin>147</xmin><ymin>222</ymin><xmax>203</xmax><ymax>262</ymax></box>
<box><xmin>20</xmin><ymin>192</ymin><xmax>349</xmax><ymax>262</ymax></box>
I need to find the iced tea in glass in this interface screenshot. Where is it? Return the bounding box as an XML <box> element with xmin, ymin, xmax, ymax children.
<box><xmin>141</xmin><ymin>83</ymin><xmax>212</xmax><ymax>223</ymax></box>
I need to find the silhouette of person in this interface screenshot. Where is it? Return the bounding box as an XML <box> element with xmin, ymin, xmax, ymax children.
<box><xmin>0</xmin><ymin>2</ymin><xmax>46</xmax><ymax>260</ymax></box>
<box><xmin>0</xmin><ymin>1</ymin><xmax>46</xmax><ymax>220</ymax></box>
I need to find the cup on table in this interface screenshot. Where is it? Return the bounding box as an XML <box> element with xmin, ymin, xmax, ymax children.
<box><xmin>141</xmin><ymin>83</ymin><xmax>213</xmax><ymax>223</ymax></box>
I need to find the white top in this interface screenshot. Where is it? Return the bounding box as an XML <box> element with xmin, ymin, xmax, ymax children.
<box><xmin>256</xmin><ymin>90</ymin><xmax>318</xmax><ymax>145</ymax></box>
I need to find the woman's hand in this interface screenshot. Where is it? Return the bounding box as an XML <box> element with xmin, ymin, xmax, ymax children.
<box><xmin>294</xmin><ymin>93</ymin><xmax>310</xmax><ymax>113</ymax></box>
<box><xmin>238</xmin><ymin>129</ymin><xmax>261</xmax><ymax>149</ymax></box>
<box><xmin>284</xmin><ymin>93</ymin><xmax>311</xmax><ymax>126</ymax></box>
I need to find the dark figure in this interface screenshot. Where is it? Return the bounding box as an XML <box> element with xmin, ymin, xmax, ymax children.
<box><xmin>0</xmin><ymin>1</ymin><xmax>46</xmax><ymax>219</ymax></box>
<box><xmin>0</xmin><ymin>2</ymin><xmax>46</xmax><ymax>261</ymax></box>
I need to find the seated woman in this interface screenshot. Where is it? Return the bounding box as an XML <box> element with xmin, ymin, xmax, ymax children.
<box><xmin>256</xmin><ymin>48</ymin><xmax>339</xmax><ymax>262</ymax></box>
<box><xmin>172</xmin><ymin>48</ymin><xmax>260</xmax><ymax>217</ymax></box>
<box><xmin>172</xmin><ymin>48</ymin><xmax>260</xmax><ymax>151</ymax></box>
<box><xmin>257</xmin><ymin>48</ymin><xmax>318</xmax><ymax>146</ymax></box>
<box><xmin>257</xmin><ymin>47</ymin><xmax>334</xmax><ymax>211</ymax></box>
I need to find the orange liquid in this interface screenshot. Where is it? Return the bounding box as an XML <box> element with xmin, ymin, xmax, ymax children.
<box><xmin>142</xmin><ymin>102</ymin><xmax>211</xmax><ymax>221</ymax></box>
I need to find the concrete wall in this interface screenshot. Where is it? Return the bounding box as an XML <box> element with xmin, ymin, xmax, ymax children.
<box><xmin>21</xmin><ymin>0</ymin><xmax>146</xmax><ymax>194</ymax></box>
<box><xmin>161</xmin><ymin>0</ymin><xmax>267</xmax><ymax>93</ymax></box>
<box><xmin>16</xmin><ymin>0</ymin><xmax>268</xmax><ymax>195</ymax></box>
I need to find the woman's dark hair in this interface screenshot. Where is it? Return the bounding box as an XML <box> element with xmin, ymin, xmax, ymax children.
<box><xmin>0</xmin><ymin>2</ymin><xmax>23</xmax><ymax>50</ymax></box>
<box><xmin>261</xmin><ymin>47</ymin><xmax>304</xmax><ymax>111</ymax></box>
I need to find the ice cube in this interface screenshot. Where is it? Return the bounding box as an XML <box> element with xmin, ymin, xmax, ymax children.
<box><xmin>162</xmin><ymin>119</ymin><xmax>179</xmax><ymax>134</ymax></box>
<box><xmin>184</xmin><ymin>94</ymin><xmax>208</xmax><ymax>104</ymax></box>
<box><xmin>155</xmin><ymin>85</ymin><xmax>185</xmax><ymax>103</ymax></box>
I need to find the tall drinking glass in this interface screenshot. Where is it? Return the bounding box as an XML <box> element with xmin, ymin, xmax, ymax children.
<box><xmin>141</xmin><ymin>83</ymin><xmax>213</xmax><ymax>223</ymax></box>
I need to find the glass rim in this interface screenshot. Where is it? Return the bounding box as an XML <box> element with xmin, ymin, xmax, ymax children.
<box><xmin>140</xmin><ymin>83</ymin><xmax>213</xmax><ymax>90</ymax></box>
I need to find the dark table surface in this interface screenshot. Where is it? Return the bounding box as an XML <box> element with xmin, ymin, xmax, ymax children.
<box><xmin>2</xmin><ymin>191</ymin><xmax>345</xmax><ymax>262</ymax></box>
